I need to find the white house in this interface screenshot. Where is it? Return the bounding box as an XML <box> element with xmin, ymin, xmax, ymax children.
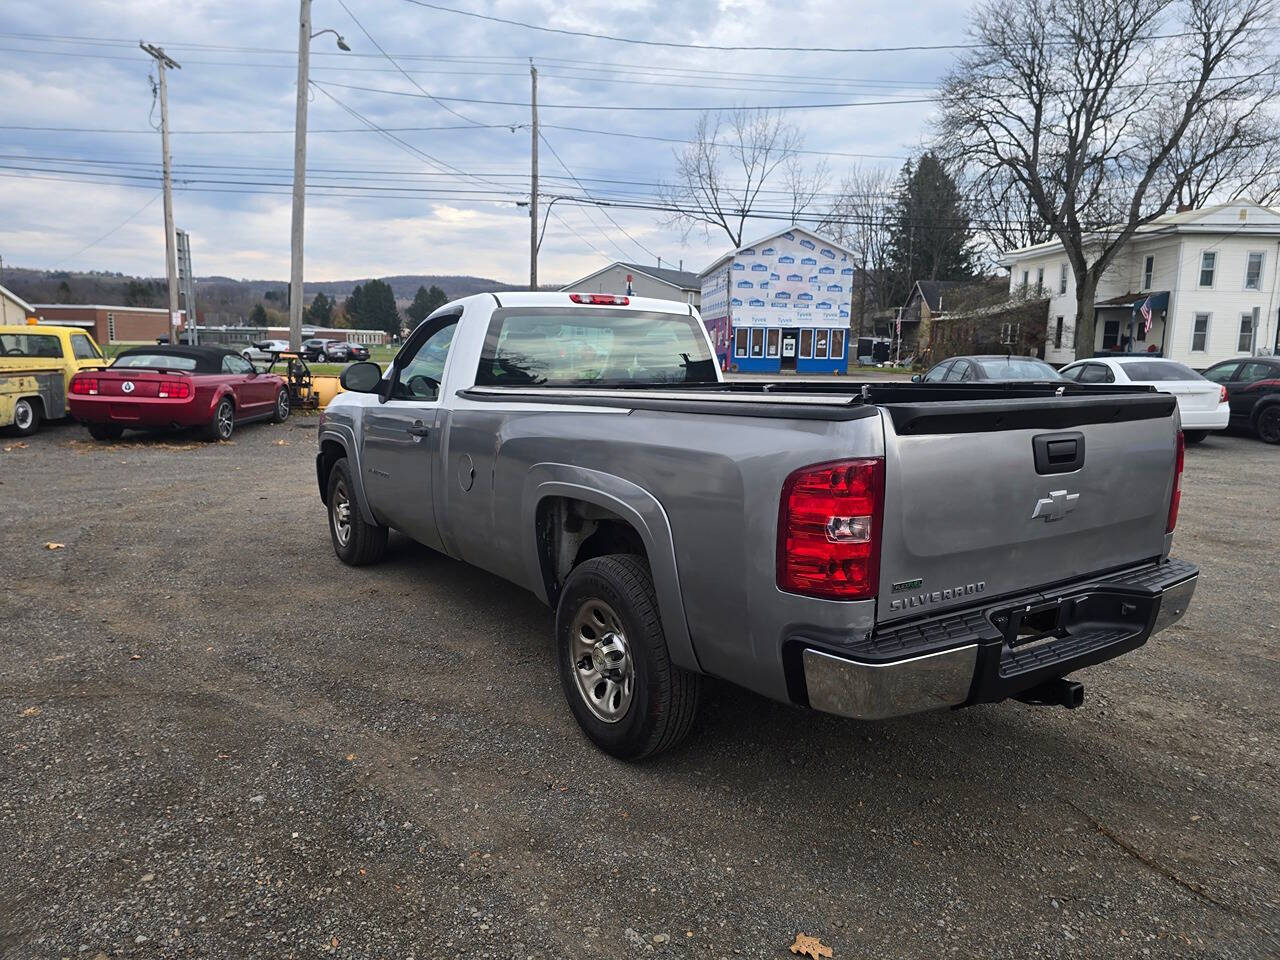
<box><xmin>560</xmin><ymin>262</ymin><xmax>700</xmax><ymax>308</ymax></box>
<box><xmin>1000</xmin><ymin>202</ymin><xmax>1280</xmax><ymax>367</ymax></box>
<box><xmin>698</xmin><ymin>225</ymin><xmax>857</xmax><ymax>374</ymax></box>
<box><xmin>0</xmin><ymin>282</ymin><xmax>35</xmax><ymax>326</ymax></box>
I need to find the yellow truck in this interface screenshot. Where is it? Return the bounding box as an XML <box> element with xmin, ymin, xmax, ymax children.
<box><xmin>0</xmin><ymin>322</ymin><xmax>108</xmax><ymax>436</ymax></box>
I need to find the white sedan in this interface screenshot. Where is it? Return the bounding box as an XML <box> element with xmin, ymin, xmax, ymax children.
<box><xmin>1059</xmin><ymin>356</ymin><xmax>1229</xmax><ymax>442</ymax></box>
<box><xmin>240</xmin><ymin>339</ymin><xmax>292</xmax><ymax>363</ymax></box>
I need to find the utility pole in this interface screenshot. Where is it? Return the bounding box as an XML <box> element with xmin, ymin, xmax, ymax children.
<box><xmin>529</xmin><ymin>60</ymin><xmax>539</xmax><ymax>291</ymax></box>
<box><xmin>140</xmin><ymin>42</ymin><xmax>182</xmax><ymax>344</ymax></box>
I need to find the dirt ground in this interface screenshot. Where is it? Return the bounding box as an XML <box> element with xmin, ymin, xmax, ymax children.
<box><xmin>0</xmin><ymin>417</ymin><xmax>1276</xmax><ymax>959</ymax></box>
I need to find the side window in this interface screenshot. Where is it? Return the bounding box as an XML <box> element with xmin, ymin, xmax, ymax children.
<box><xmin>1202</xmin><ymin>362</ymin><xmax>1240</xmax><ymax>384</ymax></box>
<box><xmin>1058</xmin><ymin>365</ymin><xmax>1082</xmax><ymax>381</ymax></box>
<box><xmin>944</xmin><ymin>360</ymin><xmax>966</xmax><ymax>382</ymax></box>
<box><xmin>396</xmin><ymin>319</ymin><xmax>458</xmax><ymax>400</ymax></box>
<box><xmin>923</xmin><ymin>361</ymin><xmax>950</xmax><ymax>382</ymax></box>
<box><xmin>958</xmin><ymin>361</ymin><xmax>976</xmax><ymax>382</ymax></box>
<box><xmin>222</xmin><ymin>354</ymin><xmax>253</xmax><ymax>374</ymax></box>
<box><xmin>1079</xmin><ymin>363</ymin><xmax>1111</xmax><ymax>384</ymax></box>
<box><xmin>1238</xmin><ymin>361</ymin><xmax>1276</xmax><ymax>383</ymax></box>
<box><xmin>71</xmin><ymin>334</ymin><xmax>100</xmax><ymax>360</ymax></box>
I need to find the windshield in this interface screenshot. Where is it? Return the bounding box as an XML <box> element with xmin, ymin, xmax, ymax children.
<box><xmin>476</xmin><ymin>309</ymin><xmax>717</xmax><ymax>387</ymax></box>
<box><xmin>976</xmin><ymin>357</ymin><xmax>1061</xmax><ymax>380</ymax></box>
<box><xmin>1118</xmin><ymin>361</ymin><xmax>1202</xmax><ymax>381</ymax></box>
<box><xmin>0</xmin><ymin>333</ymin><xmax>62</xmax><ymax>358</ymax></box>
<box><xmin>113</xmin><ymin>353</ymin><xmax>198</xmax><ymax>371</ymax></box>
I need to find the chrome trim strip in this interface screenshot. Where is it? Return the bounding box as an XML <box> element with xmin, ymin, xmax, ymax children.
<box><xmin>462</xmin><ymin>385</ymin><xmax>858</xmax><ymax>406</ymax></box>
<box><xmin>803</xmin><ymin>644</ymin><xmax>978</xmax><ymax>720</ymax></box>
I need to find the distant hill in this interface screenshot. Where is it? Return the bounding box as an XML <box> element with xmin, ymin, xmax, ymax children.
<box><xmin>0</xmin><ymin>267</ymin><xmax>548</xmax><ymax>325</ymax></box>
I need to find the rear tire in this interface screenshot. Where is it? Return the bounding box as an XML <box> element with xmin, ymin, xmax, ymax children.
<box><xmin>1255</xmin><ymin>405</ymin><xmax>1280</xmax><ymax>445</ymax></box>
<box><xmin>204</xmin><ymin>397</ymin><xmax>235</xmax><ymax>442</ymax></box>
<box><xmin>271</xmin><ymin>388</ymin><xmax>290</xmax><ymax>423</ymax></box>
<box><xmin>12</xmin><ymin>397</ymin><xmax>40</xmax><ymax>437</ymax></box>
<box><xmin>88</xmin><ymin>423</ymin><xmax>123</xmax><ymax>442</ymax></box>
<box><xmin>327</xmin><ymin>457</ymin><xmax>387</xmax><ymax>565</ymax></box>
<box><xmin>556</xmin><ymin>554</ymin><xmax>701</xmax><ymax>760</ymax></box>
<box><xmin>1183</xmin><ymin>430</ymin><xmax>1208</xmax><ymax>444</ymax></box>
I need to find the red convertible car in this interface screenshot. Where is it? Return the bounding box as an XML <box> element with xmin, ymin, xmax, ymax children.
<box><xmin>68</xmin><ymin>345</ymin><xmax>290</xmax><ymax>441</ymax></box>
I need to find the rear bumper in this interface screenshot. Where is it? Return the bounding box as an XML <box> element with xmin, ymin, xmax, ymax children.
<box><xmin>799</xmin><ymin>557</ymin><xmax>1197</xmax><ymax>720</ymax></box>
<box><xmin>69</xmin><ymin>394</ymin><xmax>204</xmax><ymax>426</ymax></box>
<box><xmin>1180</xmin><ymin>402</ymin><xmax>1230</xmax><ymax>431</ymax></box>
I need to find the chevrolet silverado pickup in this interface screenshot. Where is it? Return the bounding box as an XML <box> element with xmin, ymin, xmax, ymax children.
<box><xmin>315</xmin><ymin>292</ymin><xmax>1198</xmax><ymax>759</ymax></box>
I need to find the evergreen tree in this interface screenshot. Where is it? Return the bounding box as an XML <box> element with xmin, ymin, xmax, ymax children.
<box><xmin>344</xmin><ymin>279</ymin><xmax>399</xmax><ymax>335</ymax></box>
<box><xmin>886</xmin><ymin>152</ymin><xmax>975</xmax><ymax>305</ymax></box>
<box><xmin>307</xmin><ymin>292</ymin><xmax>333</xmax><ymax>326</ymax></box>
<box><xmin>56</xmin><ymin>280</ymin><xmax>72</xmax><ymax>303</ymax></box>
<box><xmin>405</xmin><ymin>284</ymin><xmax>448</xmax><ymax>325</ymax></box>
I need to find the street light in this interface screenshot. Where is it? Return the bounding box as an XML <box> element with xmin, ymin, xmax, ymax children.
<box><xmin>289</xmin><ymin>2</ymin><xmax>350</xmax><ymax>351</ymax></box>
<box><xmin>517</xmin><ymin>196</ymin><xmax>569</xmax><ymax>268</ymax></box>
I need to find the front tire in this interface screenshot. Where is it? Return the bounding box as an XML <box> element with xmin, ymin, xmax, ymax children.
<box><xmin>1255</xmin><ymin>405</ymin><xmax>1280</xmax><ymax>445</ymax></box>
<box><xmin>271</xmin><ymin>388</ymin><xmax>290</xmax><ymax>423</ymax></box>
<box><xmin>1183</xmin><ymin>430</ymin><xmax>1208</xmax><ymax>444</ymax></box>
<box><xmin>326</xmin><ymin>457</ymin><xmax>387</xmax><ymax>565</ymax></box>
<box><xmin>88</xmin><ymin>423</ymin><xmax>124</xmax><ymax>441</ymax></box>
<box><xmin>12</xmin><ymin>398</ymin><xmax>40</xmax><ymax>436</ymax></box>
<box><xmin>556</xmin><ymin>554</ymin><xmax>701</xmax><ymax>760</ymax></box>
<box><xmin>204</xmin><ymin>397</ymin><xmax>235</xmax><ymax>442</ymax></box>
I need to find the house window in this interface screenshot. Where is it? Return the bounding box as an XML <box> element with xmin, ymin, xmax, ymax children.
<box><xmin>1245</xmin><ymin>251</ymin><xmax>1264</xmax><ymax>290</ymax></box>
<box><xmin>107</xmin><ymin>312</ymin><xmax>115</xmax><ymax>341</ymax></box>
<box><xmin>766</xmin><ymin>329</ymin><xmax>780</xmax><ymax>358</ymax></box>
<box><xmin>814</xmin><ymin>329</ymin><xmax>829</xmax><ymax>359</ymax></box>
<box><xmin>1238</xmin><ymin>312</ymin><xmax>1255</xmax><ymax>352</ymax></box>
<box><xmin>1054</xmin><ymin>316</ymin><xmax>1064</xmax><ymax>349</ymax></box>
<box><xmin>1021</xmin><ymin>269</ymin><xmax>1029</xmax><ymax>291</ymax></box>
<box><xmin>1142</xmin><ymin>255</ymin><xmax>1154</xmax><ymax>290</ymax></box>
<box><xmin>733</xmin><ymin>328</ymin><xmax>748</xmax><ymax>358</ymax></box>
<box><xmin>1191</xmin><ymin>313</ymin><xmax>1210</xmax><ymax>352</ymax></box>
<box><xmin>1035</xmin><ymin>266</ymin><xmax>1044</xmax><ymax>294</ymax></box>
<box><xmin>1058</xmin><ymin>263</ymin><xmax>1067</xmax><ymax>295</ymax></box>
<box><xmin>749</xmin><ymin>328</ymin><xmax>765</xmax><ymax>358</ymax></box>
<box><xmin>799</xmin><ymin>329</ymin><xmax>814</xmax><ymax>358</ymax></box>
<box><xmin>830</xmin><ymin>329</ymin><xmax>845</xmax><ymax>358</ymax></box>
<box><xmin>1102</xmin><ymin>319</ymin><xmax>1121</xmax><ymax>349</ymax></box>
<box><xmin>1198</xmin><ymin>251</ymin><xmax>1216</xmax><ymax>288</ymax></box>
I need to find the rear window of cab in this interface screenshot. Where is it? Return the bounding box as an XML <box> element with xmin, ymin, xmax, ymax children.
<box><xmin>0</xmin><ymin>333</ymin><xmax>62</xmax><ymax>358</ymax></box>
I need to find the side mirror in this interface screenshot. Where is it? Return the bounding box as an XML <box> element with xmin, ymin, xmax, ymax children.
<box><xmin>911</xmin><ymin>374</ymin><xmax>922</xmax><ymax>383</ymax></box>
<box><xmin>340</xmin><ymin>360</ymin><xmax>383</xmax><ymax>394</ymax></box>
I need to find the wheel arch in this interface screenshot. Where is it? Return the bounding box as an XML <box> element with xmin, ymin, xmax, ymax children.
<box><xmin>525</xmin><ymin>464</ymin><xmax>700</xmax><ymax>673</ymax></box>
<box><xmin>315</xmin><ymin>428</ymin><xmax>378</xmax><ymax>524</ymax></box>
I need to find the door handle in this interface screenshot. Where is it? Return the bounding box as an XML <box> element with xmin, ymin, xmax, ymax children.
<box><xmin>406</xmin><ymin>421</ymin><xmax>431</xmax><ymax>437</ymax></box>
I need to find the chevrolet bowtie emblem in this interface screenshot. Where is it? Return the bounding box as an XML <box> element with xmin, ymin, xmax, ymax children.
<box><xmin>1031</xmin><ymin>489</ymin><xmax>1080</xmax><ymax>522</ymax></box>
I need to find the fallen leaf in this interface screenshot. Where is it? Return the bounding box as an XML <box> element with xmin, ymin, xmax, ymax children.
<box><xmin>130</xmin><ymin>654</ymin><xmax>142</xmax><ymax>661</ymax></box>
<box><xmin>331</xmin><ymin>937</ymin><xmax>339</xmax><ymax>947</ymax></box>
<box><xmin>345</xmin><ymin>753</ymin><xmax>357</xmax><ymax>762</ymax></box>
<box><xmin>21</xmin><ymin>706</ymin><xmax>41</xmax><ymax>718</ymax></box>
<box><xmin>790</xmin><ymin>933</ymin><xmax>834</xmax><ymax>959</ymax></box>
<box><xmin>275</xmin><ymin>438</ymin><xmax>290</xmax><ymax>446</ymax></box>
<box><xmin>45</xmin><ymin>542</ymin><xmax>65</xmax><ymax>550</ymax></box>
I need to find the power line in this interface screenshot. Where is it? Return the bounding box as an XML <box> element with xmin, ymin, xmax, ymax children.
<box><xmin>50</xmin><ymin>191</ymin><xmax>162</xmax><ymax>267</ymax></box>
<box><xmin>397</xmin><ymin>1</ymin><xmax>1275</xmax><ymax>54</ymax></box>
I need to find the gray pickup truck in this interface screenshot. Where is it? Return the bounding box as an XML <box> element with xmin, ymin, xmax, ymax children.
<box><xmin>316</xmin><ymin>292</ymin><xmax>1197</xmax><ymax>759</ymax></box>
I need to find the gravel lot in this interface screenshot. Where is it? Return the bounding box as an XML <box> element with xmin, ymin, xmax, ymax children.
<box><xmin>1</xmin><ymin>417</ymin><xmax>1276</xmax><ymax>959</ymax></box>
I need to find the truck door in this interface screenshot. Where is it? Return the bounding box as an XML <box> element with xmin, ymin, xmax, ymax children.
<box><xmin>359</xmin><ymin>314</ymin><xmax>458</xmax><ymax>552</ymax></box>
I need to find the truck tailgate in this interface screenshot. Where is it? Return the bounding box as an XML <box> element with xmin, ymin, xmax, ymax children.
<box><xmin>876</xmin><ymin>392</ymin><xmax>1178</xmax><ymax>622</ymax></box>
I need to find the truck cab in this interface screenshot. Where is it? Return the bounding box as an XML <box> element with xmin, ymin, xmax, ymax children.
<box><xmin>0</xmin><ymin>322</ymin><xmax>108</xmax><ymax>435</ymax></box>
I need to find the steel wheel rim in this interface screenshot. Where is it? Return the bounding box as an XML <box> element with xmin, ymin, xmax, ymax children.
<box><xmin>14</xmin><ymin>400</ymin><xmax>32</xmax><ymax>431</ymax></box>
<box><xmin>277</xmin><ymin>391</ymin><xmax>290</xmax><ymax>419</ymax></box>
<box><xmin>1260</xmin><ymin>408</ymin><xmax>1280</xmax><ymax>443</ymax></box>
<box><xmin>569</xmin><ymin>598</ymin><xmax>634</xmax><ymax>724</ymax></box>
<box><xmin>217</xmin><ymin>402</ymin><xmax>233</xmax><ymax>438</ymax></box>
<box><xmin>332</xmin><ymin>479</ymin><xmax>353</xmax><ymax>547</ymax></box>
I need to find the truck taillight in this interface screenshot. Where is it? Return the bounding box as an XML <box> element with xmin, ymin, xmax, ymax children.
<box><xmin>1219</xmin><ymin>384</ymin><xmax>1228</xmax><ymax>404</ymax></box>
<box><xmin>1167</xmin><ymin>430</ymin><xmax>1185</xmax><ymax>533</ymax></box>
<box><xmin>157</xmin><ymin>379</ymin><xmax>191</xmax><ymax>399</ymax></box>
<box><xmin>778</xmin><ymin>458</ymin><xmax>884</xmax><ymax>600</ymax></box>
<box><xmin>71</xmin><ymin>377</ymin><xmax>98</xmax><ymax>395</ymax></box>
<box><xmin>569</xmin><ymin>294</ymin><xmax>630</xmax><ymax>305</ymax></box>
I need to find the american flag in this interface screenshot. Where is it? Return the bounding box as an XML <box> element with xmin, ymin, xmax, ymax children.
<box><xmin>1140</xmin><ymin>296</ymin><xmax>1153</xmax><ymax>333</ymax></box>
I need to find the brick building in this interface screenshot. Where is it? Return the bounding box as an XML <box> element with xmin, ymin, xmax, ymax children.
<box><xmin>32</xmin><ymin>304</ymin><xmax>185</xmax><ymax>344</ymax></box>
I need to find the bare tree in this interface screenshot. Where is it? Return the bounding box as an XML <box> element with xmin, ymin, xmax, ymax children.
<box><xmin>939</xmin><ymin>0</ymin><xmax>1278</xmax><ymax>359</ymax></box>
<box><xmin>661</xmin><ymin>109</ymin><xmax>823</xmax><ymax>248</ymax></box>
<box><xmin>963</xmin><ymin>165</ymin><xmax>1057</xmax><ymax>258</ymax></box>
<box><xmin>818</xmin><ymin>164</ymin><xmax>897</xmax><ymax>314</ymax></box>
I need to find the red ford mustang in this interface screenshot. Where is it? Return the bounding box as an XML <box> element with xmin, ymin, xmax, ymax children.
<box><xmin>68</xmin><ymin>345</ymin><xmax>290</xmax><ymax>441</ymax></box>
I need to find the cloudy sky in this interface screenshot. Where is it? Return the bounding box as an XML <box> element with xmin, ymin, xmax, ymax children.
<box><xmin>0</xmin><ymin>0</ymin><xmax>968</xmax><ymax>285</ymax></box>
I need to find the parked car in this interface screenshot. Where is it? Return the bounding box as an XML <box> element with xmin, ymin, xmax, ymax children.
<box><xmin>915</xmin><ymin>355</ymin><xmax>1063</xmax><ymax>382</ymax></box>
<box><xmin>323</xmin><ymin>341</ymin><xmax>371</xmax><ymax>362</ymax></box>
<box><xmin>68</xmin><ymin>345</ymin><xmax>290</xmax><ymax>442</ymax></box>
<box><xmin>0</xmin><ymin>323</ymin><xmax>108</xmax><ymax>436</ymax></box>
<box><xmin>1201</xmin><ymin>356</ymin><xmax>1280</xmax><ymax>444</ymax></box>
<box><xmin>241</xmin><ymin>339</ymin><xmax>291</xmax><ymax>363</ymax></box>
<box><xmin>315</xmin><ymin>292</ymin><xmax>1196</xmax><ymax>760</ymax></box>
<box><xmin>1059</xmin><ymin>356</ymin><xmax>1229</xmax><ymax>443</ymax></box>
<box><xmin>302</xmin><ymin>338</ymin><xmax>337</xmax><ymax>362</ymax></box>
